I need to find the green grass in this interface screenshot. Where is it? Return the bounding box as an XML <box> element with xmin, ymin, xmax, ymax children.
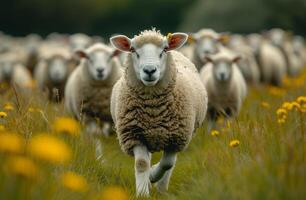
<box><xmin>0</xmin><ymin>71</ymin><xmax>305</xmax><ymax>200</ymax></box>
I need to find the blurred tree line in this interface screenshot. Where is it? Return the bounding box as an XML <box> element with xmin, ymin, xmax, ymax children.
<box><xmin>0</xmin><ymin>0</ymin><xmax>305</xmax><ymax>38</ymax></box>
<box><xmin>0</xmin><ymin>0</ymin><xmax>195</xmax><ymax>38</ymax></box>
<box><xmin>179</xmin><ymin>0</ymin><xmax>306</xmax><ymax>36</ymax></box>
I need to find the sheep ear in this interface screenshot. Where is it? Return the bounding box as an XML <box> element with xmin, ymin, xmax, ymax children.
<box><xmin>75</xmin><ymin>50</ymin><xmax>88</xmax><ymax>59</ymax></box>
<box><xmin>110</xmin><ymin>35</ymin><xmax>131</xmax><ymax>52</ymax></box>
<box><xmin>166</xmin><ymin>32</ymin><xmax>188</xmax><ymax>51</ymax></box>
<box><xmin>218</xmin><ymin>34</ymin><xmax>230</xmax><ymax>44</ymax></box>
<box><xmin>187</xmin><ymin>33</ymin><xmax>197</xmax><ymax>44</ymax></box>
<box><xmin>233</xmin><ymin>56</ymin><xmax>241</xmax><ymax>63</ymax></box>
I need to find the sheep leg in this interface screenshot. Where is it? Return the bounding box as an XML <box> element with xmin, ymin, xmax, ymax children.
<box><xmin>102</xmin><ymin>122</ymin><xmax>111</xmax><ymax>137</ymax></box>
<box><xmin>85</xmin><ymin>122</ymin><xmax>103</xmax><ymax>160</ymax></box>
<box><xmin>150</xmin><ymin>151</ymin><xmax>177</xmax><ymax>189</ymax></box>
<box><xmin>133</xmin><ymin>145</ymin><xmax>151</xmax><ymax>197</ymax></box>
<box><xmin>156</xmin><ymin>166</ymin><xmax>174</xmax><ymax>192</ymax></box>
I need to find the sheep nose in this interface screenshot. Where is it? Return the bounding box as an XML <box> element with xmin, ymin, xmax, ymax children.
<box><xmin>143</xmin><ymin>66</ymin><xmax>157</xmax><ymax>77</ymax></box>
<box><xmin>220</xmin><ymin>73</ymin><xmax>225</xmax><ymax>80</ymax></box>
<box><xmin>97</xmin><ymin>68</ymin><xmax>104</xmax><ymax>74</ymax></box>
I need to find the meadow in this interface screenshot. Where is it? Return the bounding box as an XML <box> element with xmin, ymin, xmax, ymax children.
<box><xmin>0</xmin><ymin>69</ymin><xmax>305</xmax><ymax>200</ymax></box>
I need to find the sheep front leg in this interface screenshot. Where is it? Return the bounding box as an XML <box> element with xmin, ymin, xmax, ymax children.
<box><xmin>150</xmin><ymin>151</ymin><xmax>177</xmax><ymax>192</ymax></box>
<box><xmin>85</xmin><ymin>121</ymin><xmax>103</xmax><ymax>160</ymax></box>
<box><xmin>102</xmin><ymin>122</ymin><xmax>111</xmax><ymax>137</ymax></box>
<box><xmin>133</xmin><ymin>145</ymin><xmax>151</xmax><ymax>197</ymax></box>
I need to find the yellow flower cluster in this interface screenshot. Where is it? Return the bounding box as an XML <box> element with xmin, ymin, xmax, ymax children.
<box><xmin>0</xmin><ymin>132</ymin><xmax>24</xmax><ymax>154</ymax></box>
<box><xmin>267</xmin><ymin>86</ymin><xmax>286</xmax><ymax>97</ymax></box>
<box><xmin>61</xmin><ymin>171</ymin><xmax>89</xmax><ymax>192</ymax></box>
<box><xmin>100</xmin><ymin>186</ymin><xmax>129</xmax><ymax>200</ymax></box>
<box><xmin>0</xmin><ymin>111</ymin><xmax>8</xmax><ymax>118</ymax></box>
<box><xmin>211</xmin><ymin>130</ymin><xmax>220</xmax><ymax>137</ymax></box>
<box><xmin>261</xmin><ymin>101</ymin><xmax>270</xmax><ymax>109</ymax></box>
<box><xmin>276</xmin><ymin>96</ymin><xmax>306</xmax><ymax>124</ymax></box>
<box><xmin>5</xmin><ymin>156</ymin><xmax>39</xmax><ymax>180</ymax></box>
<box><xmin>229</xmin><ymin>140</ymin><xmax>240</xmax><ymax>147</ymax></box>
<box><xmin>28</xmin><ymin>134</ymin><xmax>72</xmax><ymax>165</ymax></box>
<box><xmin>53</xmin><ymin>117</ymin><xmax>81</xmax><ymax>136</ymax></box>
<box><xmin>4</xmin><ymin>103</ymin><xmax>14</xmax><ymax>111</ymax></box>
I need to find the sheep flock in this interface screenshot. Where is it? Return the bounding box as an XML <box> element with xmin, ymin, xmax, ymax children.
<box><xmin>0</xmin><ymin>28</ymin><xmax>306</xmax><ymax>199</ymax></box>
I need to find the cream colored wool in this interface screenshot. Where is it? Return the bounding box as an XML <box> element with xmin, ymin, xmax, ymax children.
<box><xmin>200</xmin><ymin>48</ymin><xmax>247</xmax><ymax>118</ymax></box>
<box><xmin>34</xmin><ymin>46</ymin><xmax>74</xmax><ymax>100</ymax></box>
<box><xmin>65</xmin><ymin>44</ymin><xmax>123</xmax><ymax>123</ymax></box>
<box><xmin>111</xmin><ymin>49</ymin><xmax>207</xmax><ymax>155</ymax></box>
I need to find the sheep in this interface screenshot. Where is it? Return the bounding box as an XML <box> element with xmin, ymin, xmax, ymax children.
<box><xmin>199</xmin><ymin>47</ymin><xmax>247</xmax><ymax>132</ymax></box>
<box><xmin>292</xmin><ymin>36</ymin><xmax>306</xmax><ymax>67</ymax></box>
<box><xmin>34</xmin><ymin>46</ymin><xmax>74</xmax><ymax>102</ymax></box>
<box><xmin>0</xmin><ymin>52</ymin><xmax>33</xmax><ymax>93</ymax></box>
<box><xmin>64</xmin><ymin>43</ymin><xmax>122</xmax><ymax>158</ymax></box>
<box><xmin>184</xmin><ymin>29</ymin><xmax>228</xmax><ymax>70</ymax></box>
<box><xmin>247</xmin><ymin>33</ymin><xmax>287</xmax><ymax>86</ymax></box>
<box><xmin>266</xmin><ymin>28</ymin><xmax>303</xmax><ymax>76</ymax></box>
<box><xmin>110</xmin><ymin>29</ymin><xmax>207</xmax><ymax>197</ymax></box>
<box><xmin>227</xmin><ymin>34</ymin><xmax>260</xmax><ymax>85</ymax></box>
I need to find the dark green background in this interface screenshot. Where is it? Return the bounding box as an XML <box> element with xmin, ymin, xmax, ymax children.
<box><xmin>1</xmin><ymin>0</ymin><xmax>305</xmax><ymax>38</ymax></box>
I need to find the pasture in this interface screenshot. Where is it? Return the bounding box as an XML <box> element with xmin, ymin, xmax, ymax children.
<box><xmin>0</xmin><ymin>68</ymin><xmax>305</xmax><ymax>200</ymax></box>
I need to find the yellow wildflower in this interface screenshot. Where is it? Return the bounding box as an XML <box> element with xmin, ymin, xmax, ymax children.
<box><xmin>61</xmin><ymin>172</ymin><xmax>89</xmax><ymax>193</ymax></box>
<box><xmin>28</xmin><ymin>134</ymin><xmax>71</xmax><ymax>165</ymax></box>
<box><xmin>100</xmin><ymin>186</ymin><xmax>129</xmax><ymax>200</ymax></box>
<box><xmin>0</xmin><ymin>111</ymin><xmax>8</xmax><ymax>118</ymax></box>
<box><xmin>291</xmin><ymin>101</ymin><xmax>301</xmax><ymax>111</ymax></box>
<box><xmin>297</xmin><ymin>96</ymin><xmax>306</xmax><ymax>106</ymax></box>
<box><xmin>229</xmin><ymin>140</ymin><xmax>240</xmax><ymax>147</ymax></box>
<box><xmin>4</xmin><ymin>103</ymin><xmax>14</xmax><ymax>111</ymax></box>
<box><xmin>278</xmin><ymin>118</ymin><xmax>286</xmax><ymax>124</ymax></box>
<box><xmin>210</xmin><ymin>130</ymin><xmax>220</xmax><ymax>137</ymax></box>
<box><xmin>276</xmin><ymin>108</ymin><xmax>287</xmax><ymax>116</ymax></box>
<box><xmin>5</xmin><ymin>156</ymin><xmax>39</xmax><ymax>180</ymax></box>
<box><xmin>28</xmin><ymin>107</ymin><xmax>35</xmax><ymax>112</ymax></box>
<box><xmin>53</xmin><ymin>117</ymin><xmax>81</xmax><ymax>136</ymax></box>
<box><xmin>0</xmin><ymin>132</ymin><xmax>24</xmax><ymax>154</ymax></box>
<box><xmin>261</xmin><ymin>101</ymin><xmax>270</xmax><ymax>109</ymax></box>
<box><xmin>282</xmin><ymin>102</ymin><xmax>293</xmax><ymax>111</ymax></box>
<box><xmin>0</xmin><ymin>125</ymin><xmax>5</xmax><ymax>132</ymax></box>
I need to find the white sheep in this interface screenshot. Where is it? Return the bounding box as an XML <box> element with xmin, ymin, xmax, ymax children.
<box><xmin>200</xmin><ymin>48</ymin><xmax>247</xmax><ymax>131</ymax></box>
<box><xmin>227</xmin><ymin>34</ymin><xmax>261</xmax><ymax>85</ymax></box>
<box><xmin>247</xmin><ymin>33</ymin><xmax>287</xmax><ymax>86</ymax></box>
<box><xmin>267</xmin><ymin>28</ymin><xmax>303</xmax><ymax>76</ymax></box>
<box><xmin>293</xmin><ymin>36</ymin><xmax>306</xmax><ymax>67</ymax></box>
<box><xmin>183</xmin><ymin>29</ymin><xmax>228</xmax><ymax>70</ymax></box>
<box><xmin>0</xmin><ymin>52</ymin><xmax>33</xmax><ymax>93</ymax></box>
<box><xmin>34</xmin><ymin>46</ymin><xmax>74</xmax><ymax>101</ymax></box>
<box><xmin>64</xmin><ymin>43</ymin><xmax>122</xmax><ymax>155</ymax></box>
<box><xmin>110</xmin><ymin>29</ymin><xmax>207</xmax><ymax>197</ymax></box>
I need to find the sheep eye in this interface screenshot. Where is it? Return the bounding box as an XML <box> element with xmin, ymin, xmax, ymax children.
<box><xmin>130</xmin><ymin>47</ymin><xmax>139</xmax><ymax>58</ymax></box>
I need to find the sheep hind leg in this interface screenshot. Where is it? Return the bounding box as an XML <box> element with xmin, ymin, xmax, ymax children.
<box><xmin>133</xmin><ymin>145</ymin><xmax>152</xmax><ymax>197</ymax></box>
<box><xmin>150</xmin><ymin>151</ymin><xmax>177</xmax><ymax>192</ymax></box>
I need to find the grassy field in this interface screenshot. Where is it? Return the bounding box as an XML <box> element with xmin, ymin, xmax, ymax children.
<box><xmin>0</xmin><ymin>69</ymin><xmax>305</xmax><ymax>200</ymax></box>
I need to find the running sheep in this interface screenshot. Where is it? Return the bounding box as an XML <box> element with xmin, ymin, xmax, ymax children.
<box><xmin>200</xmin><ymin>48</ymin><xmax>247</xmax><ymax>132</ymax></box>
<box><xmin>64</xmin><ymin>43</ymin><xmax>122</xmax><ymax>158</ymax></box>
<box><xmin>34</xmin><ymin>46</ymin><xmax>74</xmax><ymax>101</ymax></box>
<box><xmin>110</xmin><ymin>29</ymin><xmax>208</xmax><ymax>197</ymax></box>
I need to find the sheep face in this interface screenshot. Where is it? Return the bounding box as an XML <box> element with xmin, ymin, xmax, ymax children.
<box><xmin>267</xmin><ymin>29</ymin><xmax>289</xmax><ymax>47</ymax></box>
<box><xmin>207</xmin><ymin>56</ymin><xmax>241</xmax><ymax>82</ymax></box>
<box><xmin>47</xmin><ymin>56</ymin><xmax>68</xmax><ymax>83</ymax></box>
<box><xmin>76</xmin><ymin>50</ymin><xmax>117</xmax><ymax>81</ymax></box>
<box><xmin>110</xmin><ymin>32</ymin><xmax>188</xmax><ymax>86</ymax></box>
<box><xmin>195</xmin><ymin>37</ymin><xmax>220</xmax><ymax>61</ymax></box>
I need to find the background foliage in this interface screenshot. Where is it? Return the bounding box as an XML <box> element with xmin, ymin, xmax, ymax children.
<box><xmin>0</xmin><ymin>0</ymin><xmax>306</xmax><ymax>38</ymax></box>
